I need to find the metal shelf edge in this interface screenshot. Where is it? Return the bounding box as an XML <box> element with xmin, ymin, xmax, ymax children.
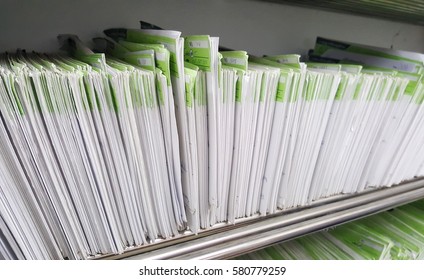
<box><xmin>117</xmin><ymin>178</ymin><xmax>424</xmax><ymax>260</ymax></box>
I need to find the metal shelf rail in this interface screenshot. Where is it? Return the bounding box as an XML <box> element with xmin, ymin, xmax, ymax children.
<box><xmin>96</xmin><ymin>178</ymin><xmax>424</xmax><ymax>260</ymax></box>
<box><xmin>262</xmin><ymin>0</ymin><xmax>424</xmax><ymax>26</ymax></box>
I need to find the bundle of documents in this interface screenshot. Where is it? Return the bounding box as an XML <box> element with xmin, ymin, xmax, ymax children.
<box><xmin>2</xmin><ymin>27</ymin><xmax>424</xmax><ymax>259</ymax></box>
<box><xmin>306</xmin><ymin>38</ymin><xmax>424</xmax><ymax>202</ymax></box>
<box><xmin>255</xmin><ymin>51</ymin><xmax>424</xmax><ymax>209</ymax></box>
<box><xmin>237</xmin><ymin>200</ymin><xmax>424</xmax><ymax>260</ymax></box>
<box><xmin>310</xmin><ymin>37</ymin><xmax>424</xmax><ymax>74</ymax></box>
<box><xmin>222</xmin><ymin>52</ymin><xmax>281</xmax><ymax>221</ymax></box>
<box><xmin>0</xmin><ymin>40</ymin><xmax>188</xmax><ymax>258</ymax></box>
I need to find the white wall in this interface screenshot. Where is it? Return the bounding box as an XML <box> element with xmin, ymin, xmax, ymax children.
<box><xmin>1</xmin><ymin>0</ymin><xmax>424</xmax><ymax>56</ymax></box>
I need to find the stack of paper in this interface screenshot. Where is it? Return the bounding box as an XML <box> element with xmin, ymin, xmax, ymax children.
<box><xmin>0</xmin><ymin>214</ymin><xmax>25</xmax><ymax>260</ymax></box>
<box><xmin>91</xmin><ymin>32</ymin><xmax>424</xmax><ymax>222</ymax></box>
<box><xmin>310</xmin><ymin>37</ymin><xmax>424</xmax><ymax>74</ymax></box>
<box><xmin>308</xmin><ymin>67</ymin><xmax>411</xmax><ymax>201</ymax></box>
<box><xmin>244</xmin><ymin>63</ymin><xmax>279</xmax><ymax>217</ymax></box>
<box><xmin>2</xmin><ymin>28</ymin><xmax>424</xmax><ymax>259</ymax></box>
<box><xmin>255</xmin><ymin>56</ymin><xmax>304</xmax><ymax>215</ymax></box>
<box><xmin>0</xmin><ymin>65</ymin><xmax>63</xmax><ymax>259</ymax></box>
<box><xmin>256</xmin><ymin>57</ymin><xmax>342</xmax><ymax>211</ymax></box>
<box><xmin>0</xmin><ymin>35</ymin><xmax>188</xmax><ymax>258</ymax></box>
<box><xmin>361</xmin><ymin>211</ymin><xmax>424</xmax><ymax>259</ymax></box>
<box><xmin>223</xmin><ymin>53</ymin><xmax>282</xmax><ymax>221</ymax></box>
<box><xmin>183</xmin><ymin>35</ymin><xmax>221</xmax><ymax>228</ymax></box>
<box><xmin>104</xmin><ymin>28</ymin><xmax>213</xmax><ymax>232</ymax></box>
<box><xmin>93</xmin><ymin>36</ymin><xmax>187</xmax><ymax>227</ymax></box>
<box><xmin>283</xmin><ymin>64</ymin><xmax>341</xmax><ymax>208</ymax></box>
<box><xmin>215</xmin><ymin>63</ymin><xmax>238</xmax><ymax>223</ymax></box>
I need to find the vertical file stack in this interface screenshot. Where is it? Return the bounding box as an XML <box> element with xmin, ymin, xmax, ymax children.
<box><xmin>0</xmin><ymin>28</ymin><xmax>424</xmax><ymax>259</ymax></box>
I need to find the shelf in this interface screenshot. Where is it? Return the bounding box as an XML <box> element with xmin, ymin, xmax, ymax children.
<box><xmin>263</xmin><ymin>0</ymin><xmax>424</xmax><ymax>26</ymax></box>
<box><xmin>95</xmin><ymin>178</ymin><xmax>424</xmax><ymax>260</ymax></box>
